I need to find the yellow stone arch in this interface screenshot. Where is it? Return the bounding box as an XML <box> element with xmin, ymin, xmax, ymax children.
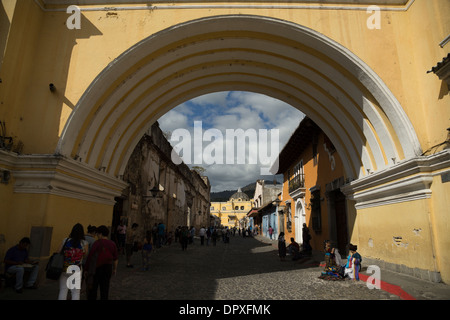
<box><xmin>57</xmin><ymin>15</ymin><xmax>421</xmax><ymax>182</ymax></box>
<box><xmin>2</xmin><ymin>3</ymin><xmax>449</xmax><ymax>285</ymax></box>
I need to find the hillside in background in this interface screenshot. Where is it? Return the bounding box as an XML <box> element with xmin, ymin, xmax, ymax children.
<box><xmin>210</xmin><ymin>180</ymin><xmax>279</xmax><ymax>202</ymax></box>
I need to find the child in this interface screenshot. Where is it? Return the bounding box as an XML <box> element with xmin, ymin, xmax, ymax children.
<box><xmin>344</xmin><ymin>243</ymin><xmax>362</xmax><ymax>281</ymax></box>
<box><xmin>142</xmin><ymin>231</ymin><xmax>153</xmax><ymax>271</ymax></box>
<box><xmin>324</xmin><ymin>240</ymin><xmax>336</xmax><ymax>269</ymax></box>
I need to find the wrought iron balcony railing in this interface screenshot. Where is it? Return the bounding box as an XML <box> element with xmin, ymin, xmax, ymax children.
<box><xmin>288</xmin><ymin>173</ymin><xmax>305</xmax><ymax>193</ymax></box>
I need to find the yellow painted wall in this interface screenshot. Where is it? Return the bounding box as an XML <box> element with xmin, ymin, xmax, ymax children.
<box><xmin>211</xmin><ymin>200</ymin><xmax>253</xmax><ymax>228</ymax></box>
<box><xmin>428</xmin><ymin>175</ymin><xmax>450</xmax><ymax>281</ymax></box>
<box><xmin>1</xmin><ymin>191</ymin><xmax>113</xmax><ymax>261</ymax></box>
<box><xmin>1</xmin><ymin>1</ymin><xmax>448</xmax><ymax>157</ymax></box>
<box><xmin>43</xmin><ymin>195</ymin><xmax>114</xmax><ymax>253</ymax></box>
<box><xmin>357</xmin><ymin>199</ymin><xmax>436</xmax><ymax>272</ymax></box>
<box><xmin>1</xmin><ymin>0</ymin><xmax>449</xmax><ymax>283</ymax></box>
<box><xmin>0</xmin><ymin>179</ymin><xmax>15</xmax><ymax>265</ymax></box>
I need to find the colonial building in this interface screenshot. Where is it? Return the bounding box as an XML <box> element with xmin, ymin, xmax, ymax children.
<box><xmin>113</xmin><ymin>122</ymin><xmax>211</xmax><ymax>240</ymax></box>
<box><xmin>210</xmin><ymin>188</ymin><xmax>253</xmax><ymax>229</ymax></box>
<box><xmin>247</xmin><ymin>180</ymin><xmax>282</xmax><ymax>239</ymax></box>
<box><xmin>275</xmin><ymin>117</ymin><xmax>348</xmax><ymax>254</ymax></box>
<box><xmin>1</xmin><ymin>0</ymin><xmax>448</xmax><ymax>284</ymax></box>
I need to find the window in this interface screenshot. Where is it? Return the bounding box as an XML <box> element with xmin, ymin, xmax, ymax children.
<box><xmin>312</xmin><ymin>136</ymin><xmax>318</xmax><ymax>166</ymax></box>
<box><xmin>289</xmin><ymin>160</ymin><xmax>304</xmax><ymax>193</ymax></box>
<box><xmin>286</xmin><ymin>204</ymin><xmax>292</xmax><ymax>232</ymax></box>
<box><xmin>211</xmin><ymin>206</ymin><xmax>214</xmax><ymax>211</ymax></box>
<box><xmin>240</xmin><ymin>206</ymin><xmax>244</xmax><ymax>210</ymax></box>
<box><xmin>324</xmin><ymin>135</ymin><xmax>336</xmax><ymax>153</ymax></box>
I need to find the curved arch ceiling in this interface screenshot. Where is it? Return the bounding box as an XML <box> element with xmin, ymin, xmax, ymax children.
<box><xmin>57</xmin><ymin>15</ymin><xmax>421</xmax><ymax>180</ymax></box>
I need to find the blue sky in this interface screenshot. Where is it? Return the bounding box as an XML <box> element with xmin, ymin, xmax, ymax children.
<box><xmin>158</xmin><ymin>91</ymin><xmax>304</xmax><ymax>192</ymax></box>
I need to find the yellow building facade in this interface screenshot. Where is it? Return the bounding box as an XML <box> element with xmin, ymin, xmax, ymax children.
<box><xmin>210</xmin><ymin>189</ymin><xmax>253</xmax><ymax>228</ymax></box>
<box><xmin>0</xmin><ymin>0</ymin><xmax>449</xmax><ymax>283</ymax></box>
<box><xmin>277</xmin><ymin>117</ymin><xmax>349</xmax><ymax>254</ymax></box>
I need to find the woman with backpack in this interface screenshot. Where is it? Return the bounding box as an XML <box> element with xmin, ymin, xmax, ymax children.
<box><xmin>57</xmin><ymin>223</ymin><xmax>89</xmax><ymax>300</ymax></box>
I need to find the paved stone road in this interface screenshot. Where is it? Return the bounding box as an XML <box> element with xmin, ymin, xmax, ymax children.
<box><xmin>2</xmin><ymin>234</ymin><xmax>450</xmax><ymax>303</ymax></box>
<box><xmin>108</xmin><ymin>234</ymin><xmax>398</xmax><ymax>300</ymax></box>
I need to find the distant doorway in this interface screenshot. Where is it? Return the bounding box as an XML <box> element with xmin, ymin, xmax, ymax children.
<box><xmin>294</xmin><ymin>199</ymin><xmax>305</xmax><ymax>243</ymax></box>
<box><xmin>111</xmin><ymin>197</ymin><xmax>125</xmax><ymax>245</ymax></box>
<box><xmin>330</xmin><ymin>190</ymin><xmax>348</xmax><ymax>254</ymax></box>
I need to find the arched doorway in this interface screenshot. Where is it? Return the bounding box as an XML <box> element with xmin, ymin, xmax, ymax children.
<box><xmin>294</xmin><ymin>199</ymin><xmax>305</xmax><ymax>244</ymax></box>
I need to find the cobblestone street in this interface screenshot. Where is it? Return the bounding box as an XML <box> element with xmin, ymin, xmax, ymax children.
<box><xmin>107</xmin><ymin>235</ymin><xmax>399</xmax><ymax>300</ymax></box>
<box><xmin>2</xmin><ymin>233</ymin><xmax>450</xmax><ymax>304</ymax></box>
<box><xmin>108</xmin><ymin>234</ymin><xmax>398</xmax><ymax>300</ymax></box>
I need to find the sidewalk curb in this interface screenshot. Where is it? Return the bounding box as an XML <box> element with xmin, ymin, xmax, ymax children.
<box><xmin>256</xmin><ymin>234</ymin><xmax>418</xmax><ymax>300</ymax></box>
<box><xmin>358</xmin><ymin>273</ymin><xmax>416</xmax><ymax>300</ymax></box>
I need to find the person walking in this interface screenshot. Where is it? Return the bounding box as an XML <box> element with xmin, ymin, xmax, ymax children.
<box><xmin>157</xmin><ymin>222</ymin><xmax>166</xmax><ymax>248</ymax></box>
<box><xmin>85</xmin><ymin>225</ymin><xmax>118</xmax><ymax>300</ymax></box>
<box><xmin>142</xmin><ymin>231</ymin><xmax>153</xmax><ymax>271</ymax></box>
<box><xmin>190</xmin><ymin>226</ymin><xmax>196</xmax><ymax>245</ymax></box>
<box><xmin>278</xmin><ymin>232</ymin><xmax>286</xmax><ymax>261</ymax></box>
<box><xmin>206</xmin><ymin>227</ymin><xmax>211</xmax><ymax>246</ymax></box>
<box><xmin>175</xmin><ymin>226</ymin><xmax>181</xmax><ymax>243</ymax></box>
<box><xmin>125</xmin><ymin>223</ymin><xmax>138</xmax><ymax>268</ymax></box>
<box><xmin>116</xmin><ymin>221</ymin><xmax>126</xmax><ymax>255</ymax></box>
<box><xmin>152</xmin><ymin>223</ymin><xmax>158</xmax><ymax>251</ymax></box>
<box><xmin>58</xmin><ymin>223</ymin><xmax>89</xmax><ymax>300</ymax></box>
<box><xmin>268</xmin><ymin>226</ymin><xmax>274</xmax><ymax>240</ymax></box>
<box><xmin>84</xmin><ymin>225</ymin><xmax>97</xmax><ymax>250</ymax></box>
<box><xmin>180</xmin><ymin>226</ymin><xmax>189</xmax><ymax>251</ymax></box>
<box><xmin>302</xmin><ymin>223</ymin><xmax>312</xmax><ymax>255</ymax></box>
<box><xmin>83</xmin><ymin>225</ymin><xmax>97</xmax><ymax>266</ymax></box>
<box><xmin>199</xmin><ymin>226</ymin><xmax>206</xmax><ymax>245</ymax></box>
<box><xmin>212</xmin><ymin>228</ymin><xmax>218</xmax><ymax>246</ymax></box>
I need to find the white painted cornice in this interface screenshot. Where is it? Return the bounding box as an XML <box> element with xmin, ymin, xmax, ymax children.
<box><xmin>289</xmin><ymin>187</ymin><xmax>306</xmax><ymax>200</ymax></box>
<box><xmin>0</xmin><ymin>150</ymin><xmax>128</xmax><ymax>205</ymax></box>
<box><xmin>341</xmin><ymin>149</ymin><xmax>450</xmax><ymax>209</ymax></box>
<box><xmin>35</xmin><ymin>0</ymin><xmax>413</xmax><ymax>11</ymax></box>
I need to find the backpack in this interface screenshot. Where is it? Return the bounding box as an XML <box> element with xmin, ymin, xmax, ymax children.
<box><xmin>353</xmin><ymin>252</ymin><xmax>362</xmax><ymax>265</ymax></box>
<box><xmin>63</xmin><ymin>239</ymin><xmax>84</xmax><ymax>271</ymax></box>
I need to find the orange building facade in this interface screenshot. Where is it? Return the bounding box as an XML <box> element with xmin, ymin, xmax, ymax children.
<box><xmin>276</xmin><ymin>117</ymin><xmax>349</xmax><ymax>254</ymax></box>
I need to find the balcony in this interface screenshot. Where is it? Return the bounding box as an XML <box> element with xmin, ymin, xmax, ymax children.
<box><xmin>288</xmin><ymin>173</ymin><xmax>305</xmax><ymax>198</ymax></box>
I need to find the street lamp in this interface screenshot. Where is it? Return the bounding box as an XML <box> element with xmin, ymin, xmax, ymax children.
<box><xmin>149</xmin><ymin>185</ymin><xmax>162</xmax><ymax>198</ymax></box>
<box><xmin>273</xmin><ymin>198</ymin><xmax>285</xmax><ymax>213</ymax></box>
<box><xmin>144</xmin><ymin>171</ymin><xmax>163</xmax><ymax>199</ymax></box>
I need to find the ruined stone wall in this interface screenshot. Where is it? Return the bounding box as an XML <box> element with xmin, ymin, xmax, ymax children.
<box><xmin>121</xmin><ymin>122</ymin><xmax>210</xmax><ymax>237</ymax></box>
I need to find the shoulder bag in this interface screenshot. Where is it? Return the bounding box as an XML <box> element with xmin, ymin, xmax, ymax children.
<box><xmin>45</xmin><ymin>238</ymin><xmax>68</xmax><ymax>280</ymax></box>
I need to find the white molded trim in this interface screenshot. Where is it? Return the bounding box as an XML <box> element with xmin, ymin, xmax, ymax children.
<box><xmin>1</xmin><ymin>151</ymin><xmax>128</xmax><ymax>205</ymax></box>
<box><xmin>36</xmin><ymin>0</ymin><xmax>414</xmax><ymax>12</ymax></box>
<box><xmin>341</xmin><ymin>150</ymin><xmax>450</xmax><ymax>209</ymax></box>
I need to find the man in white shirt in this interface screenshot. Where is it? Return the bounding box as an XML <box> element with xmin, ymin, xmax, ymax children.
<box><xmin>199</xmin><ymin>227</ymin><xmax>206</xmax><ymax>245</ymax></box>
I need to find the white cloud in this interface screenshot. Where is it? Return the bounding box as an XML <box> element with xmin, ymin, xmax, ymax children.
<box><xmin>158</xmin><ymin>91</ymin><xmax>304</xmax><ymax>192</ymax></box>
<box><xmin>189</xmin><ymin>91</ymin><xmax>229</xmax><ymax>108</ymax></box>
<box><xmin>157</xmin><ymin>109</ymin><xmax>189</xmax><ymax>134</ymax></box>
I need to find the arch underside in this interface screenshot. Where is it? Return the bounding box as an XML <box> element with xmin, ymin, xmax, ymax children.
<box><xmin>57</xmin><ymin>15</ymin><xmax>421</xmax><ymax>181</ymax></box>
